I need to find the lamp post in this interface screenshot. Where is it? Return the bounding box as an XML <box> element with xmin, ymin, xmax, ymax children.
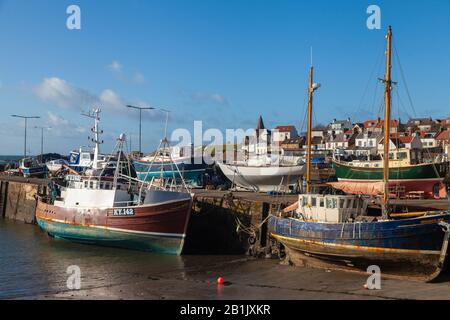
<box><xmin>11</xmin><ymin>115</ymin><xmax>40</xmax><ymax>159</ymax></box>
<box><xmin>126</xmin><ymin>105</ymin><xmax>154</xmax><ymax>154</ymax></box>
<box><xmin>34</xmin><ymin>126</ymin><xmax>52</xmax><ymax>163</ymax></box>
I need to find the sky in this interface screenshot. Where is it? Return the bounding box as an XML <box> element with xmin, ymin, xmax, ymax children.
<box><xmin>0</xmin><ymin>0</ymin><xmax>449</xmax><ymax>155</ymax></box>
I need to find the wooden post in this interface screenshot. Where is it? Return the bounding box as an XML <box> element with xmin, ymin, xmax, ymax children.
<box><xmin>306</xmin><ymin>66</ymin><xmax>314</xmax><ymax>194</ymax></box>
<box><xmin>260</xmin><ymin>202</ymin><xmax>270</xmax><ymax>248</ymax></box>
<box><xmin>1</xmin><ymin>181</ymin><xmax>8</xmax><ymax>218</ymax></box>
<box><xmin>382</xmin><ymin>26</ymin><xmax>393</xmax><ymax>218</ymax></box>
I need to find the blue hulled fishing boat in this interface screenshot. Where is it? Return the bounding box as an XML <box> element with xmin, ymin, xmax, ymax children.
<box><xmin>134</xmin><ymin>145</ymin><xmax>206</xmax><ymax>188</ymax></box>
<box><xmin>269</xmin><ymin>27</ymin><xmax>450</xmax><ymax>281</ymax></box>
<box><xmin>19</xmin><ymin>157</ymin><xmax>48</xmax><ymax>178</ymax></box>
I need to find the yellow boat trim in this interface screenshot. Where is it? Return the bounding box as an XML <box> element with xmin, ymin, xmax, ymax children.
<box><xmin>271</xmin><ymin>233</ymin><xmax>441</xmax><ymax>255</ymax></box>
<box><xmin>390</xmin><ymin>211</ymin><xmax>429</xmax><ymax>218</ymax></box>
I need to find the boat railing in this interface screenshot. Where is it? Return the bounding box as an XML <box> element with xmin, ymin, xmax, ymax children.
<box><xmin>113</xmin><ymin>200</ymin><xmax>139</xmax><ymax>207</ymax></box>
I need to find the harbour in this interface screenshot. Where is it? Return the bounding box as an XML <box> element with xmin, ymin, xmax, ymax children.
<box><xmin>4</xmin><ymin>217</ymin><xmax>450</xmax><ymax>301</ymax></box>
<box><xmin>2</xmin><ymin>0</ymin><xmax>450</xmax><ymax>309</ymax></box>
<box><xmin>1</xmin><ymin>172</ymin><xmax>450</xmax><ymax>299</ymax></box>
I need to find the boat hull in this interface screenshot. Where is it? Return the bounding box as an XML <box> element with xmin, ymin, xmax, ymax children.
<box><xmin>217</xmin><ymin>162</ymin><xmax>305</xmax><ymax>192</ymax></box>
<box><xmin>333</xmin><ymin>160</ymin><xmax>447</xmax><ymax>198</ymax></box>
<box><xmin>269</xmin><ymin>213</ymin><xmax>450</xmax><ymax>280</ymax></box>
<box><xmin>36</xmin><ymin>197</ymin><xmax>192</xmax><ymax>255</ymax></box>
<box><xmin>21</xmin><ymin>166</ymin><xmax>48</xmax><ymax>178</ymax></box>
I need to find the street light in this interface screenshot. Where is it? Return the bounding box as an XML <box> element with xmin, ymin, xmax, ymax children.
<box><xmin>34</xmin><ymin>126</ymin><xmax>52</xmax><ymax>163</ymax></box>
<box><xmin>11</xmin><ymin>115</ymin><xmax>40</xmax><ymax>158</ymax></box>
<box><xmin>126</xmin><ymin>105</ymin><xmax>154</xmax><ymax>154</ymax></box>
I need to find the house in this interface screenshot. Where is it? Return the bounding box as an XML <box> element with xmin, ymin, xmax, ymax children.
<box><xmin>281</xmin><ymin>136</ymin><xmax>306</xmax><ymax>151</ymax></box>
<box><xmin>311</xmin><ymin>136</ymin><xmax>326</xmax><ymax>151</ymax></box>
<box><xmin>354</xmin><ymin>132</ymin><xmax>382</xmax><ymax>156</ymax></box>
<box><xmin>273</xmin><ymin>125</ymin><xmax>298</xmax><ymax>144</ymax></box>
<box><xmin>419</xmin><ymin>131</ymin><xmax>439</xmax><ymax>149</ymax></box>
<box><xmin>325</xmin><ymin>131</ymin><xmax>357</xmax><ymax>155</ymax></box>
<box><xmin>435</xmin><ymin>129</ymin><xmax>450</xmax><ymax>157</ymax></box>
<box><xmin>352</xmin><ymin>123</ymin><xmax>364</xmax><ymax>134</ymax></box>
<box><xmin>406</xmin><ymin>117</ymin><xmax>439</xmax><ymax>133</ymax></box>
<box><xmin>242</xmin><ymin>115</ymin><xmax>272</xmax><ymax>156</ymax></box>
<box><xmin>312</xmin><ymin>125</ymin><xmax>327</xmax><ymax>138</ymax></box>
<box><xmin>377</xmin><ymin>134</ymin><xmax>422</xmax><ymax>153</ymax></box>
<box><xmin>363</xmin><ymin>119</ymin><xmax>379</xmax><ymax>133</ymax></box>
<box><xmin>327</xmin><ymin>118</ymin><xmax>352</xmax><ymax>135</ymax></box>
<box><xmin>372</xmin><ymin>119</ymin><xmax>401</xmax><ymax>134</ymax></box>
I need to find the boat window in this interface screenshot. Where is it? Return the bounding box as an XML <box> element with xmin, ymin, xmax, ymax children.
<box><xmin>302</xmin><ymin>197</ymin><xmax>308</xmax><ymax>206</ymax></box>
<box><xmin>84</xmin><ymin>181</ymin><xmax>88</xmax><ymax>188</ymax></box>
<box><xmin>70</xmin><ymin>153</ymin><xmax>78</xmax><ymax>163</ymax></box>
<box><xmin>311</xmin><ymin>197</ymin><xmax>317</xmax><ymax>207</ymax></box>
<box><xmin>89</xmin><ymin>181</ymin><xmax>94</xmax><ymax>189</ymax></box>
<box><xmin>319</xmin><ymin>198</ymin><xmax>324</xmax><ymax>207</ymax></box>
<box><xmin>339</xmin><ymin>199</ymin><xmax>345</xmax><ymax>208</ymax></box>
<box><xmin>397</xmin><ymin>152</ymin><xmax>408</xmax><ymax>160</ymax></box>
<box><xmin>389</xmin><ymin>153</ymin><xmax>394</xmax><ymax>160</ymax></box>
<box><xmin>326</xmin><ymin>198</ymin><xmax>332</xmax><ymax>209</ymax></box>
<box><xmin>332</xmin><ymin>198</ymin><xmax>338</xmax><ymax>209</ymax></box>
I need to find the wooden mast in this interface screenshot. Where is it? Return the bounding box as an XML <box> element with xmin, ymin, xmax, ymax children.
<box><xmin>382</xmin><ymin>26</ymin><xmax>393</xmax><ymax>217</ymax></box>
<box><xmin>306</xmin><ymin>66</ymin><xmax>314</xmax><ymax>194</ymax></box>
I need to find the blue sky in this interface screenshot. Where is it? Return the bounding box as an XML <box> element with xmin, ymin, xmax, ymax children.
<box><xmin>0</xmin><ymin>0</ymin><xmax>449</xmax><ymax>155</ymax></box>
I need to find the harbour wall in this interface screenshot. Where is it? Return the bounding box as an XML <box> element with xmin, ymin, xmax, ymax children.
<box><xmin>185</xmin><ymin>191</ymin><xmax>293</xmax><ymax>255</ymax></box>
<box><xmin>0</xmin><ymin>178</ymin><xmax>46</xmax><ymax>224</ymax></box>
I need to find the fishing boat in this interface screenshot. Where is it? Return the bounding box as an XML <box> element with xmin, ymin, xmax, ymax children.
<box><xmin>331</xmin><ymin>38</ymin><xmax>447</xmax><ymax>200</ymax></box>
<box><xmin>217</xmin><ymin>116</ymin><xmax>305</xmax><ymax>193</ymax></box>
<box><xmin>36</xmin><ymin>109</ymin><xmax>193</xmax><ymax>255</ymax></box>
<box><xmin>269</xmin><ymin>27</ymin><xmax>450</xmax><ymax>281</ymax></box>
<box><xmin>217</xmin><ymin>156</ymin><xmax>305</xmax><ymax>193</ymax></box>
<box><xmin>19</xmin><ymin>157</ymin><xmax>48</xmax><ymax>178</ymax></box>
<box><xmin>46</xmin><ymin>159</ymin><xmax>69</xmax><ymax>174</ymax></box>
<box><xmin>133</xmin><ymin>145</ymin><xmax>207</xmax><ymax>188</ymax></box>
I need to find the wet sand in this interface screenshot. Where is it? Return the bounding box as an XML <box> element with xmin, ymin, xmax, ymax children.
<box><xmin>2</xmin><ymin>219</ymin><xmax>450</xmax><ymax>300</ymax></box>
<box><xmin>29</xmin><ymin>258</ymin><xmax>450</xmax><ymax>300</ymax></box>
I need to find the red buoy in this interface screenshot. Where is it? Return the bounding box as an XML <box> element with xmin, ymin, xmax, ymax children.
<box><xmin>217</xmin><ymin>277</ymin><xmax>225</xmax><ymax>285</ymax></box>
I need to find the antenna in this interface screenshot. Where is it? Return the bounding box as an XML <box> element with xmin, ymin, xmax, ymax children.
<box><xmin>82</xmin><ymin>108</ymin><xmax>102</xmax><ymax>170</ymax></box>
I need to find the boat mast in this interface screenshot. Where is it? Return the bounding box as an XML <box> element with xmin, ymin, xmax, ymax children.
<box><xmin>306</xmin><ymin>66</ymin><xmax>314</xmax><ymax>194</ymax></box>
<box><xmin>82</xmin><ymin>108</ymin><xmax>102</xmax><ymax>170</ymax></box>
<box><xmin>382</xmin><ymin>26</ymin><xmax>393</xmax><ymax>217</ymax></box>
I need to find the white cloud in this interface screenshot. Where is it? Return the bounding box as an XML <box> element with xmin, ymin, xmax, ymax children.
<box><xmin>188</xmin><ymin>91</ymin><xmax>229</xmax><ymax>106</ymax></box>
<box><xmin>35</xmin><ymin>77</ymin><xmax>96</xmax><ymax>109</ymax></box>
<box><xmin>99</xmin><ymin>89</ymin><xmax>125</xmax><ymax>110</ymax></box>
<box><xmin>34</xmin><ymin>77</ymin><xmax>130</xmax><ymax>113</ymax></box>
<box><xmin>210</xmin><ymin>93</ymin><xmax>227</xmax><ymax>104</ymax></box>
<box><xmin>108</xmin><ymin>60</ymin><xmax>122</xmax><ymax>72</ymax></box>
<box><xmin>132</xmin><ymin>72</ymin><xmax>145</xmax><ymax>84</ymax></box>
<box><xmin>107</xmin><ymin>61</ymin><xmax>145</xmax><ymax>85</ymax></box>
<box><xmin>47</xmin><ymin>111</ymin><xmax>86</xmax><ymax>136</ymax></box>
<box><xmin>48</xmin><ymin>111</ymin><xmax>69</xmax><ymax>126</ymax></box>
